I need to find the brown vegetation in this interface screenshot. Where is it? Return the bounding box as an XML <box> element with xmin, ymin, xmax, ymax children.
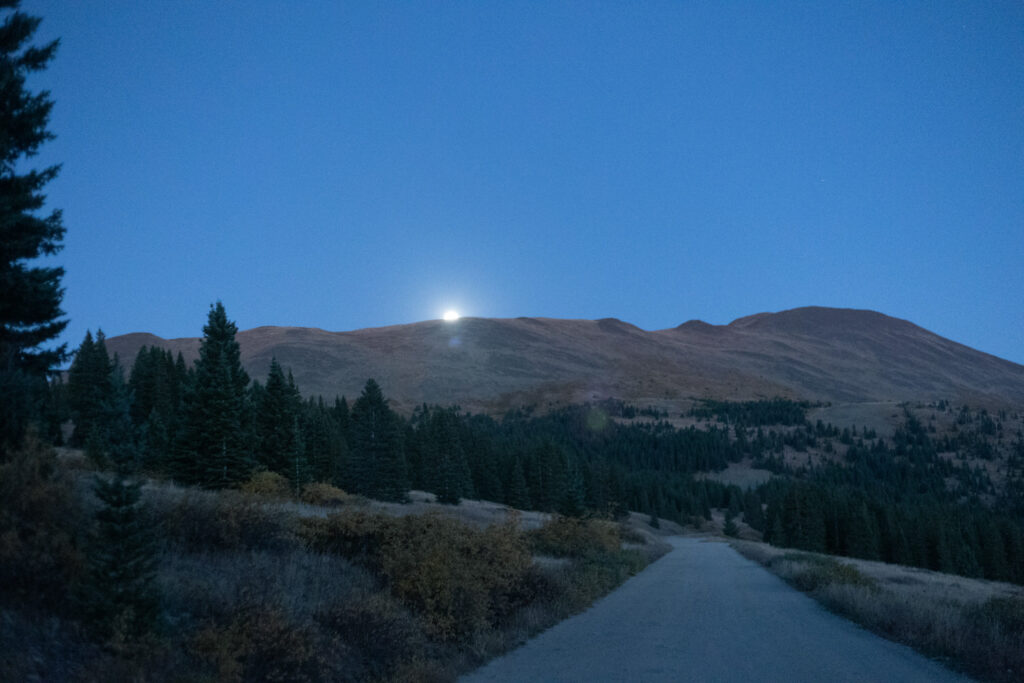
<box><xmin>732</xmin><ymin>539</ymin><xmax>1024</xmax><ymax>683</ymax></box>
<box><xmin>1</xmin><ymin>446</ymin><xmax>666</xmax><ymax>681</ymax></box>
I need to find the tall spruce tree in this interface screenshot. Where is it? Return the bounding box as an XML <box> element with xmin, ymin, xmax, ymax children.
<box><xmin>81</xmin><ymin>358</ymin><xmax>159</xmax><ymax>641</ymax></box>
<box><xmin>254</xmin><ymin>358</ymin><xmax>302</xmax><ymax>478</ymax></box>
<box><xmin>67</xmin><ymin>330</ymin><xmax>114</xmax><ymax>446</ymax></box>
<box><xmin>179</xmin><ymin>302</ymin><xmax>251</xmax><ymax>488</ymax></box>
<box><xmin>421</xmin><ymin>407</ymin><xmax>472</xmax><ymax>505</ymax></box>
<box><xmin>0</xmin><ymin>2</ymin><xmax>67</xmax><ymax>448</ymax></box>
<box><xmin>302</xmin><ymin>396</ymin><xmax>345</xmax><ymax>485</ymax></box>
<box><xmin>348</xmin><ymin>378</ymin><xmax>407</xmax><ymax>502</ymax></box>
<box><xmin>129</xmin><ymin>346</ymin><xmax>186</xmax><ymax>468</ymax></box>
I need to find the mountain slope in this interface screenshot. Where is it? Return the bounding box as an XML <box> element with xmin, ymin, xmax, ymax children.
<box><xmin>104</xmin><ymin>307</ymin><xmax>1024</xmax><ymax>412</ymax></box>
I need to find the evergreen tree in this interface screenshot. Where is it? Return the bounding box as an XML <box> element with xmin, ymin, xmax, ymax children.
<box><xmin>128</xmin><ymin>346</ymin><xmax>185</xmax><ymax>468</ymax></box>
<box><xmin>333</xmin><ymin>396</ymin><xmax>350</xmax><ymax>442</ymax></box>
<box><xmin>67</xmin><ymin>330</ymin><xmax>113</xmax><ymax>447</ymax></box>
<box><xmin>558</xmin><ymin>457</ymin><xmax>586</xmax><ymax>517</ymax></box>
<box><xmin>845</xmin><ymin>501</ymin><xmax>880</xmax><ymax>560</ymax></box>
<box><xmin>723</xmin><ymin>510</ymin><xmax>739</xmax><ymax>537</ymax></box>
<box><xmin>40</xmin><ymin>373</ymin><xmax>68</xmax><ymax>445</ymax></box>
<box><xmin>84</xmin><ymin>475</ymin><xmax>159</xmax><ymax>641</ymax></box>
<box><xmin>81</xmin><ymin>363</ymin><xmax>159</xmax><ymax>641</ymax></box>
<box><xmin>302</xmin><ymin>396</ymin><xmax>345</xmax><ymax>485</ymax></box>
<box><xmin>742</xmin><ymin>490</ymin><xmax>765</xmax><ymax>531</ymax></box>
<box><xmin>421</xmin><ymin>407</ymin><xmax>472</xmax><ymax>505</ymax></box>
<box><xmin>0</xmin><ymin>1</ymin><xmax>68</xmax><ymax>448</ymax></box>
<box><xmin>179</xmin><ymin>302</ymin><xmax>251</xmax><ymax>488</ymax></box>
<box><xmin>506</xmin><ymin>457</ymin><xmax>531</xmax><ymax>510</ymax></box>
<box><xmin>348</xmin><ymin>379</ymin><xmax>407</xmax><ymax>502</ymax></box>
<box><xmin>254</xmin><ymin>358</ymin><xmax>302</xmax><ymax>479</ymax></box>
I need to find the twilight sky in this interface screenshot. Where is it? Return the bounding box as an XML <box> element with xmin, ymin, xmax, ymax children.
<box><xmin>23</xmin><ymin>1</ymin><xmax>1024</xmax><ymax>364</ymax></box>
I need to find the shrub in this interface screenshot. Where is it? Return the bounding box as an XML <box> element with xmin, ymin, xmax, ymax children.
<box><xmin>620</xmin><ymin>526</ymin><xmax>648</xmax><ymax>545</ymax></box>
<box><xmin>316</xmin><ymin>592</ymin><xmax>425</xmax><ymax>680</ymax></box>
<box><xmin>0</xmin><ymin>434</ymin><xmax>84</xmax><ymax>613</ymax></box>
<box><xmin>299</xmin><ymin>510</ymin><xmax>388</xmax><ymax>559</ymax></box>
<box><xmin>970</xmin><ymin>596</ymin><xmax>1024</xmax><ymax>634</ymax></box>
<box><xmin>300</xmin><ymin>482</ymin><xmax>352</xmax><ymax>507</ymax></box>
<box><xmin>528</xmin><ymin>517</ymin><xmax>621</xmax><ymax>558</ymax></box>
<box><xmin>377</xmin><ymin>513</ymin><xmax>532</xmax><ymax>641</ymax></box>
<box><xmin>302</xmin><ymin>510</ymin><xmax>532</xmax><ymax>642</ymax></box>
<box><xmin>194</xmin><ymin>604</ymin><xmax>322</xmax><ymax>682</ymax></box>
<box><xmin>239</xmin><ymin>471</ymin><xmax>291</xmax><ymax>499</ymax></box>
<box><xmin>777</xmin><ymin>554</ymin><xmax>877</xmax><ymax>592</ymax></box>
<box><xmin>162</xmin><ymin>491</ymin><xmax>293</xmax><ymax>553</ymax></box>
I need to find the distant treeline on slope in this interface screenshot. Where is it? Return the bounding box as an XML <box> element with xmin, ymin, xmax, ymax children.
<box><xmin>53</xmin><ymin>303</ymin><xmax>1024</xmax><ymax>585</ymax></box>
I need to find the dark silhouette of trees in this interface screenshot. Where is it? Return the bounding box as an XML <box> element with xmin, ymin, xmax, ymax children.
<box><xmin>178</xmin><ymin>302</ymin><xmax>251</xmax><ymax>488</ymax></box>
<box><xmin>349</xmin><ymin>379</ymin><xmax>408</xmax><ymax>502</ymax></box>
<box><xmin>0</xmin><ymin>1</ymin><xmax>67</xmax><ymax>448</ymax></box>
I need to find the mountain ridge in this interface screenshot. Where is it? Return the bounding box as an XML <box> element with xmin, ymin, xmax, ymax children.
<box><xmin>104</xmin><ymin>307</ymin><xmax>1024</xmax><ymax>412</ymax></box>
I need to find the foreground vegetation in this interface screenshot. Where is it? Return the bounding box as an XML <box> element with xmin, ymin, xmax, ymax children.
<box><xmin>0</xmin><ymin>438</ymin><xmax>666</xmax><ymax>681</ymax></box>
<box><xmin>732</xmin><ymin>539</ymin><xmax>1024</xmax><ymax>683</ymax></box>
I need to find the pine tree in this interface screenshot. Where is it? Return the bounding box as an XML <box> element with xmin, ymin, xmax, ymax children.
<box><xmin>506</xmin><ymin>457</ymin><xmax>531</xmax><ymax>510</ymax></box>
<box><xmin>0</xmin><ymin>2</ymin><xmax>68</xmax><ymax>448</ymax></box>
<box><xmin>67</xmin><ymin>330</ymin><xmax>113</xmax><ymax>447</ymax></box>
<box><xmin>558</xmin><ymin>457</ymin><xmax>586</xmax><ymax>517</ymax></box>
<box><xmin>333</xmin><ymin>396</ymin><xmax>350</xmax><ymax>440</ymax></box>
<box><xmin>81</xmin><ymin>365</ymin><xmax>159</xmax><ymax>642</ymax></box>
<box><xmin>422</xmin><ymin>407</ymin><xmax>471</xmax><ymax>505</ymax></box>
<box><xmin>743</xmin><ymin>490</ymin><xmax>765</xmax><ymax>531</ymax></box>
<box><xmin>348</xmin><ymin>379</ymin><xmax>407</xmax><ymax>502</ymax></box>
<box><xmin>84</xmin><ymin>475</ymin><xmax>159</xmax><ymax>641</ymax></box>
<box><xmin>723</xmin><ymin>510</ymin><xmax>740</xmax><ymax>537</ymax></box>
<box><xmin>302</xmin><ymin>396</ymin><xmax>345</xmax><ymax>485</ymax></box>
<box><xmin>254</xmin><ymin>358</ymin><xmax>300</xmax><ymax>476</ymax></box>
<box><xmin>179</xmin><ymin>302</ymin><xmax>251</xmax><ymax>488</ymax></box>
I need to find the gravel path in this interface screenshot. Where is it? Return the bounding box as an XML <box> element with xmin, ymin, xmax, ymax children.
<box><xmin>463</xmin><ymin>537</ymin><xmax>970</xmax><ymax>682</ymax></box>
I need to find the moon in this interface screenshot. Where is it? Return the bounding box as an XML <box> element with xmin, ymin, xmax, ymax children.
<box><xmin>443</xmin><ymin>309</ymin><xmax>460</xmax><ymax>321</ymax></box>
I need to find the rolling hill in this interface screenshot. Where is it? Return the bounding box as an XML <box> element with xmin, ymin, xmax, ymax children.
<box><xmin>104</xmin><ymin>306</ymin><xmax>1024</xmax><ymax>413</ymax></box>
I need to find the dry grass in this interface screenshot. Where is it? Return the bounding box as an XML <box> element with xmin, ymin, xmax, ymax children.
<box><xmin>731</xmin><ymin>539</ymin><xmax>1024</xmax><ymax>682</ymax></box>
<box><xmin>10</xmin><ymin>459</ymin><xmax>669</xmax><ymax>681</ymax></box>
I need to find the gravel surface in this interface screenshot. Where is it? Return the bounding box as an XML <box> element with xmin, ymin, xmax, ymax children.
<box><xmin>462</xmin><ymin>537</ymin><xmax>971</xmax><ymax>682</ymax></box>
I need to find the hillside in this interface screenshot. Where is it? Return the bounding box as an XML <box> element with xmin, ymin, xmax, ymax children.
<box><xmin>105</xmin><ymin>307</ymin><xmax>1024</xmax><ymax>412</ymax></box>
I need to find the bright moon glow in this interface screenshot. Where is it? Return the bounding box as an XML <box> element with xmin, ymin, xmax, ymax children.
<box><xmin>443</xmin><ymin>310</ymin><xmax>460</xmax><ymax>321</ymax></box>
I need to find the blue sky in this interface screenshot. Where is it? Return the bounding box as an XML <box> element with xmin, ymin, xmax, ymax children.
<box><xmin>23</xmin><ymin>1</ymin><xmax>1024</xmax><ymax>364</ymax></box>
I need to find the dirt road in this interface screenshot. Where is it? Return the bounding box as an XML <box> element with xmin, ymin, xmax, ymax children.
<box><xmin>463</xmin><ymin>537</ymin><xmax>969</xmax><ymax>682</ymax></box>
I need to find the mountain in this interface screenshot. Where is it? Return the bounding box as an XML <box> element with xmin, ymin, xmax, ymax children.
<box><xmin>104</xmin><ymin>307</ymin><xmax>1024</xmax><ymax>413</ymax></box>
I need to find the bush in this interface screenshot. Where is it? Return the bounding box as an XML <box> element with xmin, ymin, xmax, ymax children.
<box><xmin>316</xmin><ymin>592</ymin><xmax>425</xmax><ymax>680</ymax></box>
<box><xmin>378</xmin><ymin>513</ymin><xmax>532</xmax><ymax>641</ymax></box>
<box><xmin>970</xmin><ymin>596</ymin><xmax>1024</xmax><ymax>634</ymax></box>
<box><xmin>299</xmin><ymin>510</ymin><xmax>388</xmax><ymax>559</ymax></box>
<box><xmin>0</xmin><ymin>433</ymin><xmax>84</xmax><ymax>612</ymax></box>
<box><xmin>239</xmin><ymin>471</ymin><xmax>291</xmax><ymax>499</ymax></box>
<box><xmin>528</xmin><ymin>517</ymin><xmax>621</xmax><ymax>558</ymax></box>
<box><xmin>300</xmin><ymin>483</ymin><xmax>353</xmax><ymax>507</ymax></box>
<box><xmin>302</xmin><ymin>510</ymin><xmax>532</xmax><ymax>641</ymax></box>
<box><xmin>161</xmin><ymin>491</ymin><xmax>294</xmax><ymax>553</ymax></box>
<box><xmin>194</xmin><ymin>604</ymin><xmax>322</xmax><ymax>683</ymax></box>
<box><xmin>777</xmin><ymin>554</ymin><xmax>878</xmax><ymax>592</ymax></box>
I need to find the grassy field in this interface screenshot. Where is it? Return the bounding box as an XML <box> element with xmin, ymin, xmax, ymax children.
<box><xmin>731</xmin><ymin>538</ymin><xmax>1024</xmax><ymax>683</ymax></box>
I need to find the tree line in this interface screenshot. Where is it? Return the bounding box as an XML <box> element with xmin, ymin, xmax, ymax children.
<box><xmin>60</xmin><ymin>309</ymin><xmax>1024</xmax><ymax>587</ymax></box>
